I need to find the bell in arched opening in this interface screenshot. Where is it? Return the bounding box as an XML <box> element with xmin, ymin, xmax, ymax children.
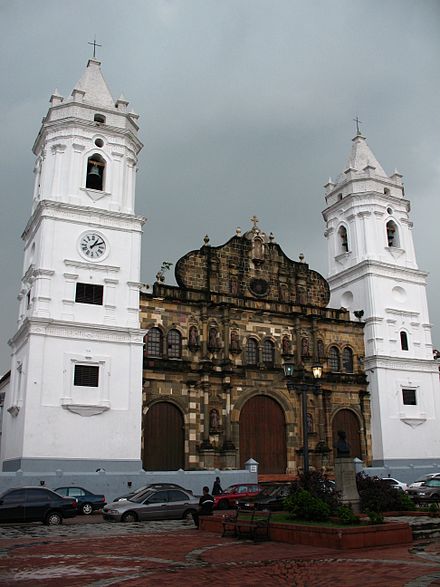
<box><xmin>86</xmin><ymin>155</ymin><xmax>105</xmax><ymax>191</ymax></box>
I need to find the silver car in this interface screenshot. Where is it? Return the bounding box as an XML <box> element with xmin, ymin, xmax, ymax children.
<box><xmin>102</xmin><ymin>488</ymin><xmax>199</xmax><ymax>522</ymax></box>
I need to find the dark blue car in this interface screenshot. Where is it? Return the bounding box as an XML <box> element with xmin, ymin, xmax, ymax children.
<box><xmin>54</xmin><ymin>486</ymin><xmax>106</xmax><ymax>515</ymax></box>
<box><xmin>0</xmin><ymin>486</ymin><xmax>78</xmax><ymax>525</ymax></box>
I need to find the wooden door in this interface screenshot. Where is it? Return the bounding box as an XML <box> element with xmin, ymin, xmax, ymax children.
<box><xmin>332</xmin><ymin>409</ymin><xmax>362</xmax><ymax>460</ymax></box>
<box><xmin>143</xmin><ymin>402</ymin><xmax>185</xmax><ymax>471</ymax></box>
<box><xmin>239</xmin><ymin>395</ymin><xmax>287</xmax><ymax>474</ymax></box>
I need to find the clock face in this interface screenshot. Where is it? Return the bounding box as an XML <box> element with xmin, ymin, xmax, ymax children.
<box><xmin>79</xmin><ymin>232</ymin><xmax>107</xmax><ymax>260</ymax></box>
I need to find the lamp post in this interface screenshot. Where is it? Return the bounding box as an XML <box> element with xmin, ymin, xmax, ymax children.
<box><xmin>283</xmin><ymin>360</ymin><xmax>322</xmax><ymax>475</ymax></box>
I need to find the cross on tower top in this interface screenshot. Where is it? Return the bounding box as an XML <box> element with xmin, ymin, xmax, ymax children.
<box><xmin>88</xmin><ymin>37</ymin><xmax>102</xmax><ymax>58</ymax></box>
<box><xmin>353</xmin><ymin>116</ymin><xmax>363</xmax><ymax>136</ymax></box>
<box><xmin>250</xmin><ymin>215</ymin><xmax>259</xmax><ymax>229</ymax></box>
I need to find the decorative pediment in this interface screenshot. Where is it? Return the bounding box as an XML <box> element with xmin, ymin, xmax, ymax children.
<box><xmin>174</xmin><ymin>223</ymin><xmax>330</xmax><ymax>308</ymax></box>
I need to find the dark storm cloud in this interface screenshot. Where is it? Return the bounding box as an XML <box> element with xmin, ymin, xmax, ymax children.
<box><xmin>0</xmin><ymin>0</ymin><xmax>439</xmax><ymax>371</ymax></box>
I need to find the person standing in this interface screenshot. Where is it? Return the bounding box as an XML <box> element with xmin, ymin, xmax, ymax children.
<box><xmin>192</xmin><ymin>486</ymin><xmax>214</xmax><ymax>528</ymax></box>
<box><xmin>212</xmin><ymin>476</ymin><xmax>223</xmax><ymax>496</ymax></box>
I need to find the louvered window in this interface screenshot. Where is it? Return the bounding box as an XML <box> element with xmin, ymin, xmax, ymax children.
<box><xmin>75</xmin><ymin>283</ymin><xmax>103</xmax><ymax>305</ymax></box>
<box><xmin>74</xmin><ymin>365</ymin><xmax>99</xmax><ymax>387</ymax></box>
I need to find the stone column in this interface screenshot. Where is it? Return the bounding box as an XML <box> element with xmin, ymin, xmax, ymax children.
<box><xmin>199</xmin><ymin>379</ymin><xmax>215</xmax><ymax>469</ymax></box>
<box><xmin>222</xmin><ymin>381</ymin><xmax>236</xmax><ymax>468</ymax></box>
<box><xmin>222</xmin><ymin>307</ymin><xmax>230</xmax><ymax>357</ymax></box>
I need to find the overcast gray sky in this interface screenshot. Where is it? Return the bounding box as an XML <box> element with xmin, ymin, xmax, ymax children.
<box><xmin>0</xmin><ymin>0</ymin><xmax>439</xmax><ymax>374</ymax></box>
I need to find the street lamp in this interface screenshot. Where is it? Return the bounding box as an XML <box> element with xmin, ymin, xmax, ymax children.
<box><xmin>283</xmin><ymin>360</ymin><xmax>322</xmax><ymax>474</ymax></box>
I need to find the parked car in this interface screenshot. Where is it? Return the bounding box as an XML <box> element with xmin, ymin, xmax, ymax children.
<box><xmin>213</xmin><ymin>483</ymin><xmax>261</xmax><ymax>510</ymax></box>
<box><xmin>113</xmin><ymin>483</ymin><xmax>194</xmax><ymax>502</ymax></box>
<box><xmin>237</xmin><ymin>483</ymin><xmax>291</xmax><ymax>511</ymax></box>
<box><xmin>407</xmin><ymin>473</ymin><xmax>440</xmax><ymax>491</ymax></box>
<box><xmin>407</xmin><ymin>478</ymin><xmax>440</xmax><ymax>503</ymax></box>
<box><xmin>54</xmin><ymin>486</ymin><xmax>106</xmax><ymax>515</ymax></box>
<box><xmin>379</xmin><ymin>477</ymin><xmax>408</xmax><ymax>492</ymax></box>
<box><xmin>102</xmin><ymin>487</ymin><xmax>199</xmax><ymax>522</ymax></box>
<box><xmin>0</xmin><ymin>486</ymin><xmax>78</xmax><ymax>525</ymax></box>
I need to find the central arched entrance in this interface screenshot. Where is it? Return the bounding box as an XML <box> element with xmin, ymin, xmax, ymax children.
<box><xmin>143</xmin><ymin>402</ymin><xmax>185</xmax><ymax>470</ymax></box>
<box><xmin>239</xmin><ymin>395</ymin><xmax>287</xmax><ymax>474</ymax></box>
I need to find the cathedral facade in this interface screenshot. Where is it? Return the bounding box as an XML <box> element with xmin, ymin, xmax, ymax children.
<box><xmin>140</xmin><ymin>224</ymin><xmax>371</xmax><ymax>474</ymax></box>
<box><xmin>4</xmin><ymin>56</ymin><xmax>438</xmax><ymax>477</ymax></box>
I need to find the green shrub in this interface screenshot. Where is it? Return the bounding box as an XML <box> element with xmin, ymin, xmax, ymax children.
<box><xmin>284</xmin><ymin>489</ymin><xmax>331</xmax><ymax>522</ymax></box>
<box><xmin>398</xmin><ymin>492</ymin><xmax>416</xmax><ymax>511</ymax></box>
<box><xmin>367</xmin><ymin>510</ymin><xmax>384</xmax><ymax>524</ymax></box>
<box><xmin>356</xmin><ymin>473</ymin><xmax>413</xmax><ymax>513</ymax></box>
<box><xmin>427</xmin><ymin>502</ymin><xmax>440</xmax><ymax>517</ymax></box>
<box><xmin>289</xmin><ymin>471</ymin><xmax>341</xmax><ymax>514</ymax></box>
<box><xmin>337</xmin><ymin>505</ymin><xmax>360</xmax><ymax>525</ymax></box>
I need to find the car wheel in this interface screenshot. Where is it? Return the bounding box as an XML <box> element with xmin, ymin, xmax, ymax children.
<box><xmin>81</xmin><ymin>503</ymin><xmax>93</xmax><ymax>515</ymax></box>
<box><xmin>218</xmin><ymin>500</ymin><xmax>229</xmax><ymax>510</ymax></box>
<box><xmin>121</xmin><ymin>511</ymin><xmax>138</xmax><ymax>523</ymax></box>
<box><xmin>45</xmin><ymin>511</ymin><xmax>63</xmax><ymax>526</ymax></box>
<box><xmin>182</xmin><ymin>509</ymin><xmax>196</xmax><ymax>520</ymax></box>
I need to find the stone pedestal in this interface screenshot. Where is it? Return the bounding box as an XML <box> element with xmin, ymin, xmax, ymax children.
<box><xmin>334</xmin><ymin>457</ymin><xmax>360</xmax><ymax>513</ymax></box>
<box><xmin>221</xmin><ymin>449</ymin><xmax>237</xmax><ymax>469</ymax></box>
<box><xmin>199</xmin><ymin>448</ymin><xmax>215</xmax><ymax>470</ymax></box>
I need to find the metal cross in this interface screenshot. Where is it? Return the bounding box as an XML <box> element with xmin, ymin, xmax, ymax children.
<box><xmin>353</xmin><ymin>116</ymin><xmax>363</xmax><ymax>135</ymax></box>
<box><xmin>88</xmin><ymin>37</ymin><xmax>102</xmax><ymax>58</ymax></box>
<box><xmin>250</xmin><ymin>215</ymin><xmax>259</xmax><ymax>228</ymax></box>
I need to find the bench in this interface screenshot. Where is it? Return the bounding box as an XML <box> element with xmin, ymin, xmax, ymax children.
<box><xmin>222</xmin><ymin>509</ymin><xmax>271</xmax><ymax>541</ymax></box>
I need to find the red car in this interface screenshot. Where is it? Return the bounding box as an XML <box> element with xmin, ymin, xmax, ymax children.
<box><xmin>214</xmin><ymin>483</ymin><xmax>261</xmax><ymax>510</ymax></box>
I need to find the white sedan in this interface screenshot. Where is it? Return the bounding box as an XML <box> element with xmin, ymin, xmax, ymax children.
<box><xmin>380</xmin><ymin>477</ymin><xmax>408</xmax><ymax>491</ymax></box>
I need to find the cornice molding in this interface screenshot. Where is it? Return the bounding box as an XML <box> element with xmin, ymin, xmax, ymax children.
<box><xmin>22</xmin><ymin>200</ymin><xmax>146</xmax><ymax>240</ymax></box>
<box><xmin>328</xmin><ymin>259</ymin><xmax>427</xmax><ymax>286</ymax></box>
<box><xmin>9</xmin><ymin>317</ymin><xmax>145</xmax><ymax>347</ymax></box>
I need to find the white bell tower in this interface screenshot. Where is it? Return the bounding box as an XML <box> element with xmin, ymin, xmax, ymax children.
<box><xmin>1</xmin><ymin>58</ymin><xmax>145</xmax><ymax>472</ymax></box>
<box><xmin>322</xmin><ymin>129</ymin><xmax>440</xmax><ymax>470</ymax></box>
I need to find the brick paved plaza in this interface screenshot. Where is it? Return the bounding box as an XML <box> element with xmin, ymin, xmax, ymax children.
<box><xmin>0</xmin><ymin>516</ymin><xmax>440</xmax><ymax>586</ymax></box>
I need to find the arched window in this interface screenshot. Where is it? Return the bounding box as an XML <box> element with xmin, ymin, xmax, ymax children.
<box><xmin>167</xmin><ymin>329</ymin><xmax>182</xmax><ymax>359</ymax></box>
<box><xmin>400</xmin><ymin>331</ymin><xmax>409</xmax><ymax>351</ymax></box>
<box><xmin>94</xmin><ymin>113</ymin><xmax>106</xmax><ymax>124</ymax></box>
<box><xmin>86</xmin><ymin>153</ymin><xmax>106</xmax><ymax>191</ymax></box>
<box><xmin>386</xmin><ymin>220</ymin><xmax>399</xmax><ymax>247</ymax></box>
<box><xmin>246</xmin><ymin>338</ymin><xmax>259</xmax><ymax>366</ymax></box>
<box><xmin>145</xmin><ymin>328</ymin><xmax>163</xmax><ymax>357</ymax></box>
<box><xmin>262</xmin><ymin>339</ymin><xmax>275</xmax><ymax>367</ymax></box>
<box><xmin>342</xmin><ymin>347</ymin><xmax>354</xmax><ymax>372</ymax></box>
<box><xmin>338</xmin><ymin>226</ymin><xmax>349</xmax><ymax>253</ymax></box>
<box><xmin>328</xmin><ymin>346</ymin><xmax>340</xmax><ymax>372</ymax></box>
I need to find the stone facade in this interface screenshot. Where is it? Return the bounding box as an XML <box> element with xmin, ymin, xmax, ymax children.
<box><xmin>140</xmin><ymin>224</ymin><xmax>371</xmax><ymax>474</ymax></box>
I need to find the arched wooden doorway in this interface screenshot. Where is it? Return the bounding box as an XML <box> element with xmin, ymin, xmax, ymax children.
<box><xmin>332</xmin><ymin>409</ymin><xmax>362</xmax><ymax>460</ymax></box>
<box><xmin>239</xmin><ymin>395</ymin><xmax>287</xmax><ymax>474</ymax></box>
<box><xmin>143</xmin><ymin>402</ymin><xmax>185</xmax><ymax>470</ymax></box>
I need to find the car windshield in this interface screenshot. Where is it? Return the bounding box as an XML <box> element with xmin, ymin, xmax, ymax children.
<box><xmin>131</xmin><ymin>485</ymin><xmax>150</xmax><ymax>494</ymax></box>
<box><xmin>415</xmin><ymin>475</ymin><xmax>432</xmax><ymax>483</ymax></box>
<box><xmin>425</xmin><ymin>479</ymin><xmax>440</xmax><ymax>487</ymax></box>
<box><xmin>258</xmin><ymin>486</ymin><xmax>280</xmax><ymax>497</ymax></box>
<box><xmin>223</xmin><ymin>486</ymin><xmax>237</xmax><ymax>494</ymax></box>
<box><xmin>130</xmin><ymin>490</ymin><xmax>155</xmax><ymax>503</ymax></box>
